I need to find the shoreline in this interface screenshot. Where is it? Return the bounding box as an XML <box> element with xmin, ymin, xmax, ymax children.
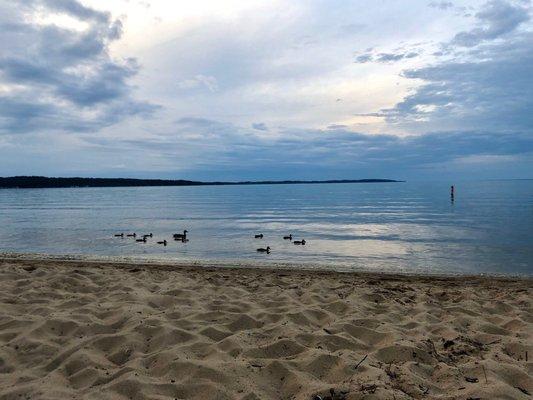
<box><xmin>1</xmin><ymin>257</ymin><xmax>532</xmax><ymax>399</ymax></box>
<box><xmin>2</xmin><ymin>252</ymin><xmax>532</xmax><ymax>281</ymax></box>
<box><xmin>0</xmin><ymin>177</ymin><xmax>403</xmax><ymax>190</ymax></box>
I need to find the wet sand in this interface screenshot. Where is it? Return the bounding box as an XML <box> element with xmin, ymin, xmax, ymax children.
<box><xmin>0</xmin><ymin>257</ymin><xmax>531</xmax><ymax>399</ymax></box>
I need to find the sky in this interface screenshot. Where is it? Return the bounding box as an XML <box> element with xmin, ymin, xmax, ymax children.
<box><xmin>0</xmin><ymin>0</ymin><xmax>532</xmax><ymax>181</ymax></box>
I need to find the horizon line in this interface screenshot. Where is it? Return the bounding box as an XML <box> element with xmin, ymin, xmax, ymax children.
<box><xmin>0</xmin><ymin>176</ymin><xmax>404</xmax><ymax>189</ymax></box>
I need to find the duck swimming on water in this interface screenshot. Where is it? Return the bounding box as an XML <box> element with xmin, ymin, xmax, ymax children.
<box><xmin>257</xmin><ymin>246</ymin><xmax>270</xmax><ymax>253</ymax></box>
<box><xmin>136</xmin><ymin>237</ymin><xmax>147</xmax><ymax>243</ymax></box>
<box><xmin>255</xmin><ymin>234</ymin><xmax>264</xmax><ymax>239</ymax></box>
<box><xmin>173</xmin><ymin>230</ymin><xmax>188</xmax><ymax>240</ymax></box>
<box><xmin>126</xmin><ymin>233</ymin><xmax>136</xmax><ymax>238</ymax></box>
<box><xmin>157</xmin><ymin>240</ymin><xmax>167</xmax><ymax>246</ymax></box>
<box><xmin>293</xmin><ymin>239</ymin><xmax>306</xmax><ymax>245</ymax></box>
<box><xmin>114</xmin><ymin>233</ymin><xmax>124</xmax><ymax>238</ymax></box>
<box><xmin>283</xmin><ymin>234</ymin><xmax>292</xmax><ymax>240</ymax></box>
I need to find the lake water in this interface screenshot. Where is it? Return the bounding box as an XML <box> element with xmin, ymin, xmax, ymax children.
<box><xmin>1</xmin><ymin>181</ymin><xmax>532</xmax><ymax>275</ymax></box>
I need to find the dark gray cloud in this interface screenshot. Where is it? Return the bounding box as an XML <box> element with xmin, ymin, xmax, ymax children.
<box><xmin>163</xmin><ymin>118</ymin><xmax>533</xmax><ymax>169</ymax></box>
<box><xmin>354</xmin><ymin>54</ymin><xmax>373</xmax><ymax>63</ymax></box>
<box><xmin>383</xmin><ymin>38</ymin><xmax>532</xmax><ymax>133</ymax></box>
<box><xmin>368</xmin><ymin>0</ymin><xmax>532</xmax><ymax>135</ymax></box>
<box><xmin>252</xmin><ymin>123</ymin><xmax>268</xmax><ymax>131</ymax></box>
<box><xmin>354</xmin><ymin>51</ymin><xmax>420</xmax><ymax>64</ymax></box>
<box><xmin>356</xmin><ymin>1</ymin><xmax>529</xmax><ymax>64</ymax></box>
<box><xmin>451</xmin><ymin>0</ymin><xmax>529</xmax><ymax>46</ymax></box>
<box><xmin>71</xmin><ymin>117</ymin><xmax>533</xmax><ymax>179</ymax></box>
<box><xmin>34</xmin><ymin>0</ymin><xmax>111</xmax><ymax>23</ymax></box>
<box><xmin>376</xmin><ymin>52</ymin><xmax>419</xmax><ymax>62</ymax></box>
<box><xmin>0</xmin><ymin>0</ymin><xmax>156</xmax><ymax>134</ymax></box>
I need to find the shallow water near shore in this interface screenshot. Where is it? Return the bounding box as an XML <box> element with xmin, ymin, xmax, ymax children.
<box><xmin>1</xmin><ymin>180</ymin><xmax>532</xmax><ymax>275</ymax></box>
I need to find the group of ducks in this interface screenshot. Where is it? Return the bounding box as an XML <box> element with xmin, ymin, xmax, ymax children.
<box><xmin>255</xmin><ymin>233</ymin><xmax>306</xmax><ymax>254</ymax></box>
<box><xmin>114</xmin><ymin>230</ymin><xmax>188</xmax><ymax>246</ymax></box>
<box><xmin>114</xmin><ymin>230</ymin><xmax>305</xmax><ymax>254</ymax></box>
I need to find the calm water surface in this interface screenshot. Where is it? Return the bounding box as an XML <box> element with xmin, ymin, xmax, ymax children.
<box><xmin>1</xmin><ymin>181</ymin><xmax>532</xmax><ymax>275</ymax></box>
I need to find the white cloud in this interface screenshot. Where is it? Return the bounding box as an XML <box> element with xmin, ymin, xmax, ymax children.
<box><xmin>177</xmin><ymin>74</ymin><xmax>218</xmax><ymax>92</ymax></box>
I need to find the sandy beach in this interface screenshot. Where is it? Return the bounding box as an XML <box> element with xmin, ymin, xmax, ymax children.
<box><xmin>0</xmin><ymin>257</ymin><xmax>531</xmax><ymax>400</ymax></box>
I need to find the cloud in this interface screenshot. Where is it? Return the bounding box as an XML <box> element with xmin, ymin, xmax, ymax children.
<box><xmin>354</xmin><ymin>51</ymin><xmax>420</xmax><ymax>64</ymax></box>
<box><xmin>376</xmin><ymin>52</ymin><xmax>419</xmax><ymax>63</ymax></box>
<box><xmin>33</xmin><ymin>0</ymin><xmax>111</xmax><ymax>23</ymax></box>
<box><xmin>428</xmin><ymin>1</ymin><xmax>454</xmax><ymax>10</ymax></box>
<box><xmin>252</xmin><ymin>122</ymin><xmax>268</xmax><ymax>131</ymax></box>
<box><xmin>451</xmin><ymin>0</ymin><xmax>529</xmax><ymax>46</ymax></box>
<box><xmin>364</xmin><ymin>0</ymin><xmax>532</xmax><ymax>135</ymax></box>
<box><xmin>354</xmin><ymin>54</ymin><xmax>373</xmax><ymax>63</ymax></box>
<box><xmin>382</xmin><ymin>34</ymin><xmax>533</xmax><ymax>133</ymax></box>
<box><xmin>0</xmin><ymin>0</ymin><xmax>156</xmax><ymax>134</ymax></box>
<box><xmin>66</xmin><ymin>117</ymin><xmax>533</xmax><ymax>179</ymax></box>
<box><xmin>177</xmin><ymin>75</ymin><xmax>219</xmax><ymax>92</ymax></box>
<box><xmin>327</xmin><ymin>124</ymin><xmax>348</xmax><ymax>130</ymax></box>
<box><xmin>354</xmin><ymin>112</ymin><xmax>388</xmax><ymax>118</ymax></box>
<box><xmin>0</xmin><ymin>0</ymin><xmax>531</xmax><ymax>180</ymax></box>
<box><xmin>355</xmin><ymin>1</ymin><xmax>529</xmax><ymax>65</ymax></box>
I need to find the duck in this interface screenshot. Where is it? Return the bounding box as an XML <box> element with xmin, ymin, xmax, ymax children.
<box><xmin>136</xmin><ymin>237</ymin><xmax>147</xmax><ymax>243</ymax></box>
<box><xmin>142</xmin><ymin>233</ymin><xmax>153</xmax><ymax>240</ymax></box>
<box><xmin>173</xmin><ymin>230</ymin><xmax>188</xmax><ymax>240</ymax></box>
<box><xmin>114</xmin><ymin>233</ymin><xmax>124</xmax><ymax>238</ymax></box>
<box><xmin>293</xmin><ymin>239</ymin><xmax>306</xmax><ymax>245</ymax></box>
<box><xmin>257</xmin><ymin>246</ymin><xmax>270</xmax><ymax>253</ymax></box>
<box><xmin>283</xmin><ymin>234</ymin><xmax>292</xmax><ymax>240</ymax></box>
<box><xmin>255</xmin><ymin>234</ymin><xmax>264</xmax><ymax>239</ymax></box>
<box><xmin>157</xmin><ymin>240</ymin><xmax>167</xmax><ymax>246</ymax></box>
<box><xmin>126</xmin><ymin>233</ymin><xmax>137</xmax><ymax>238</ymax></box>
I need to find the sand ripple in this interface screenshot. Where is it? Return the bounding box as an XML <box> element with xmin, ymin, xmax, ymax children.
<box><xmin>0</xmin><ymin>259</ymin><xmax>531</xmax><ymax>399</ymax></box>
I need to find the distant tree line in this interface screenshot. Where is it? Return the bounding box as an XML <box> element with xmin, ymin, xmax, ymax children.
<box><xmin>0</xmin><ymin>176</ymin><xmax>401</xmax><ymax>189</ymax></box>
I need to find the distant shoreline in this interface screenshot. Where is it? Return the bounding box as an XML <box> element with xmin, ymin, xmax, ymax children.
<box><xmin>0</xmin><ymin>176</ymin><xmax>404</xmax><ymax>189</ymax></box>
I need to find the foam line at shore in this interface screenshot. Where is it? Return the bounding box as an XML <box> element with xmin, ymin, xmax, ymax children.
<box><xmin>2</xmin><ymin>252</ymin><xmax>532</xmax><ymax>279</ymax></box>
